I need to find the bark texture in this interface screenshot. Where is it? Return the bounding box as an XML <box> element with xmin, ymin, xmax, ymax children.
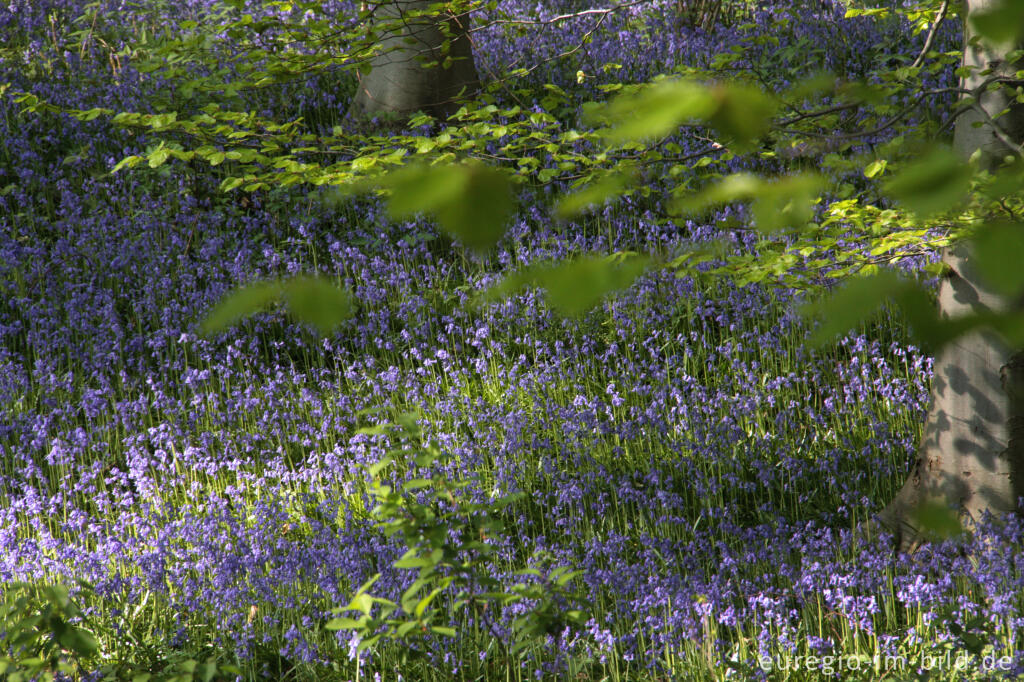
<box><xmin>351</xmin><ymin>1</ymin><xmax>479</xmax><ymax>120</ymax></box>
<box><xmin>878</xmin><ymin>248</ymin><xmax>1024</xmax><ymax>551</ymax></box>
<box><xmin>877</xmin><ymin>0</ymin><xmax>1024</xmax><ymax>552</ymax></box>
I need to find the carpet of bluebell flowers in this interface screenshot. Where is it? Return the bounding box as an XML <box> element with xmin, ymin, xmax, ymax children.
<box><xmin>2</xmin><ymin>0</ymin><xmax>1024</xmax><ymax>679</ymax></box>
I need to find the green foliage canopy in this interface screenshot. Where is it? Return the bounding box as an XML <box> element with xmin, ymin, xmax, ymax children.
<box><xmin>9</xmin><ymin>0</ymin><xmax>1024</xmax><ymax>351</ymax></box>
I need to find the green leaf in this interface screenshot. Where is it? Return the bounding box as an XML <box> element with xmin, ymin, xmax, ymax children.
<box><xmin>803</xmin><ymin>270</ymin><xmax>909</xmax><ymax>346</ymax></box>
<box><xmin>784</xmin><ymin>71</ymin><xmax>837</xmax><ymax>101</ymax></box>
<box><xmin>220</xmin><ymin>177</ymin><xmax>245</xmax><ymax>192</ymax></box>
<box><xmin>970</xmin><ymin>222</ymin><xmax>1024</xmax><ymax>296</ymax></box>
<box><xmin>596</xmin><ymin>79</ymin><xmax>717</xmax><ymax>144</ymax></box>
<box><xmin>555</xmin><ymin>171</ymin><xmax>635</xmax><ymax>218</ymax></box>
<box><xmin>707</xmin><ymin>83</ymin><xmax>777</xmax><ymax>151</ymax></box>
<box><xmin>414</xmin><ymin>587</ymin><xmax>446</xmax><ymax>618</ymax></box>
<box><xmin>197</xmin><ymin>662</ymin><xmax>217</xmax><ymax>682</ymax></box>
<box><xmin>42</xmin><ymin>585</ymin><xmax>69</xmax><ymax>609</ymax></box>
<box><xmin>595</xmin><ymin>79</ymin><xmax>775</xmax><ymax>149</ymax></box>
<box><xmin>353</xmin><ymin>574</ymin><xmax>381</xmax><ymax>598</ymax></box>
<box><xmin>673</xmin><ymin>173</ymin><xmax>823</xmax><ymax>231</ymax></box>
<box><xmin>749</xmin><ymin>174</ymin><xmax>823</xmax><ymax>232</ymax></box>
<box><xmin>383</xmin><ymin>162</ymin><xmax>513</xmax><ymax>252</ymax></box>
<box><xmin>959</xmin><ymin>632</ymin><xmax>985</xmax><ymax>655</ymax></box>
<box><xmin>674</xmin><ymin>173</ymin><xmax>762</xmax><ymax>214</ymax></box>
<box><xmin>368</xmin><ymin>456</ymin><xmax>393</xmax><ymax>478</ymax></box>
<box><xmin>990</xmin><ymin>310</ymin><xmax>1024</xmax><ymax>346</ymax></box>
<box><xmin>324</xmin><ymin>617</ymin><xmax>362</xmax><ymax>631</ymax></box>
<box><xmin>402</xmin><ymin>478</ymin><xmax>433</xmax><ymax>492</ymax></box>
<box><xmin>413</xmin><ymin>137</ymin><xmax>436</xmax><ymax>154</ymax></box>
<box><xmin>882</xmin><ymin>147</ymin><xmax>972</xmax><ymax>218</ymax></box>
<box><xmin>394</xmin><ymin>555</ymin><xmax>432</xmax><ymax>569</ymax></box>
<box><xmin>199</xmin><ymin>281</ymin><xmax>282</xmax><ymax>336</ymax></box>
<box><xmin>554</xmin><ymin>569</ymin><xmax>582</xmax><ymax>587</ymax></box>
<box><xmin>513</xmin><ymin>568</ymin><xmax>542</xmax><ymax>577</ymax></box>
<box><xmin>548</xmin><ymin>566</ymin><xmax>569</xmax><ymax>580</ymax></box>
<box><xmin>543</xmin><ymin>255</ymin><xmax>649</xmax><ymax>315</ymax></box>
<box><xmin>971</xmin><ymin>0</ymin><xmax>1024</xmax><ymax>44</ymax></box>
<box><xmin>56</xmin><ymin>627</ymin><xmax>98</xmax><ymax>658</ymax></box>
<box><xmin>912</xmin><ymin>500</ymin><xmax>963</xmax><ymax>540</ymax></box>
<box><xmin>357</xmin><ymin>634</ymin><xmax>381</xmax><ymax>651</ymax></box>
<box><xmin>400</xmin><ymin>577</ymin><xmax>429</xmax><ymax>609</ymax></box>
<box><xmin>864</xmin><ymin>159</ymin><xmax>887</xmax><ymax>178</ymax></box>
<box><xmin>482</xmin><ymin>254</ymin><xmax>649</xmax><ymax>316</ymax></box>
<box><xmin>394</xmin><ymin>411</ymin><xmax>421</xmax><ymax>433</ymax></box>
<box><xmin>395</xmin><ymin>621</ymin><xmax>420</xmax><ymax>637</ymax></box>
<box><xmin>430</xmin><ymin>626</ymin><xmax>456</xmax><ymax>637</ymax></box>
<box><xmin>893</xmin><ymin>286</ymin><xmax>998</xmax><ymax>353</ymax></box>
<box><xmin>805</xmin><ymin>269</ymin><xmax>995</xmax><ymax>353</ymax></box>
<box><xmin>148</xmin><ymin>148</ymin><xmax>171</xmax><ymax>168</ymax></box>
<box><xmin>282</xmin><ymin>276</ymin><xmax>353</xmax><ymax>334</ymax></box>
<box><xmin>347</xmin><ymin>593</ymin><xmax>374</xmax><ymax>617</ymax></box>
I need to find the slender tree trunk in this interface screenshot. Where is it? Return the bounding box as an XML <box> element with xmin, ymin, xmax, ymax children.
<box><xmin>876</xmin><ymin>0</ymin><xmax>1024</xmax><ymax>552</ymax></box>
<box><xmin>350</xmin><ymin>0</ymin><xmax>479</xmax><ymax>121</ymax></box>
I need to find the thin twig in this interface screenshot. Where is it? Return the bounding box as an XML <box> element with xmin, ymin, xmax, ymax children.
<box><xmin>777</xmin><ymin>101</ymin><xmax>861</xmax><ymax>127</ymax></box>
<box><xmin>469</xmin><ymin>0</ymin><xmax>654</xmax><ymax>31</ymax></box>
<box><xmin>910</xmin><ymin>0</ymin><xmax>950</xmax><ymax>70</ymax></box>
<box><xmin>774</xmin><ymin>94</ymin><xmax>931</xmax><ymax>142</ymax></box>
<box><xmin>969</xmin><ymin>101</ymin><xmax>1024</xmax><ymax>160</ymax></box>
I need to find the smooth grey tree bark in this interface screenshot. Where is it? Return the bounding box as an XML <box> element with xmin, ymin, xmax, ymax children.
<box><xmin>350</xmin><ymin>0</ymin><xmax>479</xmax><ymax>120</ymax></box>
<box><xmin>875</xmin><ymin>0</ymin><xmax>1024</xmax><ymax>552</ymax></box>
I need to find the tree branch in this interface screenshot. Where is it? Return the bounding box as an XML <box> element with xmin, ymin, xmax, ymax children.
<box><xmin>910</xmin><ymin>0</ymin><xmax>950</xmax><ymax>70</ymax></box>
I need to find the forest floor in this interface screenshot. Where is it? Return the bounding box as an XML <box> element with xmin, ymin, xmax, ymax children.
<box><xmin>1</xmin><ymin>0</ymin><xmax>1022</xmax><ymax>680</ymax></box>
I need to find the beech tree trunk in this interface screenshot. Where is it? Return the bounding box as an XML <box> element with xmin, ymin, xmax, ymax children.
<box><xmin>350</xmin><ymin>0</ymin><xmax>479</xmax><ymax>120</ymax></box>
<box><xmin>876</xmin><ymin>0</ymin><xmax>1024</xmax><ymax>552</ymax></box>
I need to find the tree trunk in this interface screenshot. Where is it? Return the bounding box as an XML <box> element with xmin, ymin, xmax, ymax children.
<box><xmin>875</xmin><ymin>0</ymin><xmax>1024</xmax><ymax>552</ymax></box>
<box><xmin>350</xmin><ymin>0</ymin><xmax>479</xmax><ymax>121</ymax></box>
